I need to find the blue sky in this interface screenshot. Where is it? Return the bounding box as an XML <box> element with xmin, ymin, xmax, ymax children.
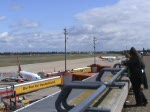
<box><xmin>0</xmin><ymin>0</ymin><xmax>118</xmax><ymax>31</ymax></box>
<box><xmin>0</xmin><ymin>0</ymin><xmax>150</xmax><ymax>52</ymax></box>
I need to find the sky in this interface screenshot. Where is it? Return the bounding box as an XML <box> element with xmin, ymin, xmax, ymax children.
<box><xmin>0</xmin><ymin>0</ymin><xmax>150</xmax><ymax>52</ymax></box>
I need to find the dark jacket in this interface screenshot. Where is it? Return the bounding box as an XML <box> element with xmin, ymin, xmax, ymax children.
<box><xmin>124</xmin><ymin>56</ymin><xmax>143</xmax><ymax>85</ymax></box>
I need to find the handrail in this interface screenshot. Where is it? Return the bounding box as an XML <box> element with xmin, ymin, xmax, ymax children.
<box><xmin>96</xmin><ymin>68</ymin><xmax>121</xmax><ymax>81</ymax></box>
<box><xmin>55</xmin><ymin>66</ymin><xmax>127</xmax><ymax>112</ymax></box>
<box><xmin>105</xmin><ymin>68</ymin><xmax>127</xmax><ymax>86</ymax></box>
<box><xmin>55</xmin><ymin>82</ymin><xmax>104</xmax><ymax>112</ymax></box>
<box><xmin>71</xmin><ymin>81</ymin><xmax>125</xmax><ymax>88</ymax></box>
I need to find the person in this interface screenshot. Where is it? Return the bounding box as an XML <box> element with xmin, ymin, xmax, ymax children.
<box><xmin>122</xmin><ymin>47</ymin><xmax>148</xmax><ymax>106</ymax></box>
<box><xmin>140</xmin><ymin>53</ymin><xmax>148</xmax><ymax>89</ymax></box>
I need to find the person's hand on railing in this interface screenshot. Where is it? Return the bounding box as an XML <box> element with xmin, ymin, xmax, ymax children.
<box><xmin>141</xmin><ymin>84</ymin><xmax>144</xmax><ymax>90</ymax></box>
<box><xmin>121</xmin><ymin>60</ymin><xmax>127</xmax><ymax>66</ymax></box>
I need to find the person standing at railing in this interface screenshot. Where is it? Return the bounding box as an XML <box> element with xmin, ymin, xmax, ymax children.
<box><xmin>122</xmin><ymin>47</ymin><xmax>148</xmax><ymax>106</ymax></box>
<box><xmin>140</xmin><ymin>52</ymin><xmax>148</xmax><ymax>89</ymax></box>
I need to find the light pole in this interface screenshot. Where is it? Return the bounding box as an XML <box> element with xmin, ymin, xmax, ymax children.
<box><xmin>93</xmin><ymin>37</ymin><xmax>97</xmax><ymax>64</ymax></box>
<box><xmin>64</xmin><ymin>28</ymin><xmax>68</xmax><ymax>72</ymax></box>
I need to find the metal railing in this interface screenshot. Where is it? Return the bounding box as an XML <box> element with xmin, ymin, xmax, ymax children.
<box><xmin>55</xmin><ymin>64</ymin><xmax>127</xmax><ymax>112</ymax></box>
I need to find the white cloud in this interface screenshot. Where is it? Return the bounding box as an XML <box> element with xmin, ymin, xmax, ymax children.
<box><xmin>0</xmin><ymin>32</ymin><xmax>15</xmax><ymax>44</ymax></box>
<box><xmin>0</xmin><ymin>32</ymin><xmax>8</xmax><ymax>37</ymax></box>
<box><xmin>10</xmin><ymin>1</ymin><xmax>24</xmax><ymax>11</ymax></box>
<box><xmin>1</xmin><ymin>0</ymin><xmax>150</xmax><ymax>52</ymax></box>
<box><xmin>0</xmin><ymin>16</ymin><xmax>6</xmax><ymax>21</ymax></box>
<box><xmin>11</xmin><ymin>4</ymin><xmax>23</xmax><ymax>10</ymax></box>
<box><xmin>74</xmin><ymin>0</ymin><xmax>150</xmax><ymax>51</ymax></box>
<box><xmin>0</xmin><ymin>30</ymin><xmax>65</xmax><ymax>52</ymax></box>
<box><xmin>10</xmin><ymin>19</ymin><xmax>40</xmax><ymax>29</ymax></box>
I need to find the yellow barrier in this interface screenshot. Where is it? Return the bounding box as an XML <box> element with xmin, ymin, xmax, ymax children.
<box><xmin>15</xmin><ymin>77</ymin><xmax>61</xmax><ymax>95</ymax></box>
<box><xmin>21</xmin><ymin>100</ymin><xmax>30</xmax><ymax>105</ymax></box>
<box><xmin>71</xmin><ymin>67</ymin><xmax>91</xmax><ymax>74</ymax></box>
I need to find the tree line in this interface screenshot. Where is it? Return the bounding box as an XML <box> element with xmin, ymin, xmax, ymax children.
<box><xmin>0</xmin><ymin>49</ymin><xmax>149</xmax><ymax>55</ymax></box>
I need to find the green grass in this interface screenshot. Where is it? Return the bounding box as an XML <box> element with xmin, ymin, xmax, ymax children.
<box><xmin>0</xmin><ymin>54</ymin><xmax>94</xmax><ymax>67</ymax></box>
<box><xmin>0</xmin><ymin>53</ymin><xmax>121</xmax><ymax>67</ymax></box>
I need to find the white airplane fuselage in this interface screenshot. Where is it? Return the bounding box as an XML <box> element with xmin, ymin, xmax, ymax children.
<box><xmin>99</xmin><ymin>56</ymin><xmax>116</xmax><ymax>61</ymax></box>
<box><xmin>20</xmin><ymin>71</ymin><xmax>41</xmax><ymax>81</ymax></box>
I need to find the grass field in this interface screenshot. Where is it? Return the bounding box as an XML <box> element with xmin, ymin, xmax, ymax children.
<box><xmin>0</xmin><ymin>54</ymin><xmax>93</xmax><ymax>67</ymax></box>
<box><xmin>0</xmin><ymin>53</ymin><xmax>121</xmax><ymax>67</ymax></box>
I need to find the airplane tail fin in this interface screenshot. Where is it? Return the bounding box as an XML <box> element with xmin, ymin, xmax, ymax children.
<box><xmin>99</xmin><ymin>56</ymin><xmax>103</xmax><ymax>59</ymax></box>
<box><xmin>17</xmin><ymin>57</ymin><xmax>22</xmax><ymax>72</ymax></box>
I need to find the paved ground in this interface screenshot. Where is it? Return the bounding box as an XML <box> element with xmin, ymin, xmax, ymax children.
<box><xmin>122</xmin><ymin>56</ymin><xmax>150</xmax><ymax>112</ymax></box>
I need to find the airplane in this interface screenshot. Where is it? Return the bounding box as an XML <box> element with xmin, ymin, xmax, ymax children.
<box><xmin>98</xmin><ymin>55</ymin><xmax>117</xmax><ymax>61</ymax></box>
<box><xmin>19</xmin><ymin>71</ymin><xmax>41</xmax><ymax>81</ymax></box>
<box><xmin>0</xmin><ymin>58</ymin><xmax>41</xmax><ymax>82</ymax></box>
<box><xmin>17</xmin><ymin>57</ymin><xmax>41</xmax><ymax>81</ymax></box>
